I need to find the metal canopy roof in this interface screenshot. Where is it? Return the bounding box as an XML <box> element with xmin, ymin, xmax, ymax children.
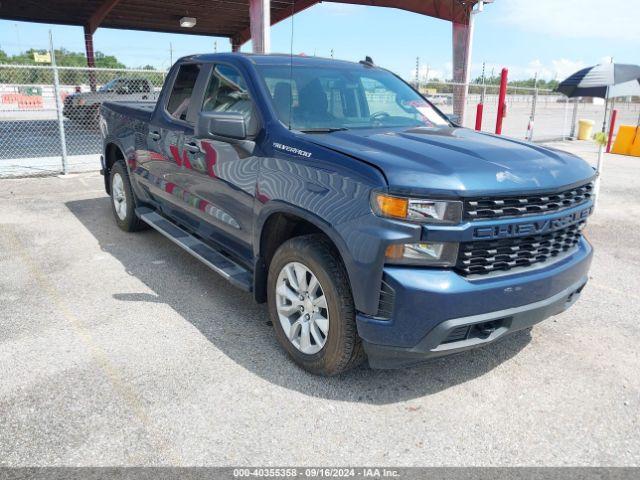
<box><xmin>1</xmin><ymin>0</ymin><xmax>478</xmax><ymax>46</ymax></box>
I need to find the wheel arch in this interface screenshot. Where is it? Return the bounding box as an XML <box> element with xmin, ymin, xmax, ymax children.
<box><xmin>253</xmin><ymin>202</ymin><xmax>354</xmax><ymax>305</ymax></box>
<box><xmin>103</xmin><ymin>141</ymin><xmax>126</xmax><ymax>194</ymax></box>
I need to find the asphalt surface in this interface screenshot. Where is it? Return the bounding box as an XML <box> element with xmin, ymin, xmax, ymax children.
<box><xmin>0</xmin><ymin>143</ymin><xmax>639</xmax><ymax>466</ymax></box>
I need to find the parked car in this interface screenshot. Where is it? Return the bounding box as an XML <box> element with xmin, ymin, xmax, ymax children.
<box><xmin>426</xmin><ymin>93</ymin><xmax>451</xmax><ymax>106</ymax></box>
<box><xmin>64</xmin><ymin>77</ymin><xmax>156</xmax><ymax>126</ymax></box>
<box><xmin>100</xmin><ymin>54</ymin><xmax>595</xmax><ymax>375</ymax></box>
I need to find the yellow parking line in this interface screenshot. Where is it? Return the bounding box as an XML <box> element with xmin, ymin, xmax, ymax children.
<box><xmin>1</xmin><ymin>227</ymin><xmax>182</xmax><ymax>464</ymax></box>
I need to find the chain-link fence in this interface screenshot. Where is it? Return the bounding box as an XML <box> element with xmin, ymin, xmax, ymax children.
<box><xmin>419</xmin><ymin>80</ymin><xmax>640</xmax><ymax>143</ymax></box>
<box><xmin>2</xmin><ymin>64</ymin><xmax>639</xmax><ymax>177</ymax></box>
<box><xmin>0</xmin><ymin>64</ymin><xmax>165</xmax><ymax>177</ymax></box>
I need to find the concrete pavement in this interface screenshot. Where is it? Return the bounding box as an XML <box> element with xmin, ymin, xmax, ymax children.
<box><xmin>0</xmin><ymin>143</ymin><xmax>638</xmax><ymax>466</ymax></box>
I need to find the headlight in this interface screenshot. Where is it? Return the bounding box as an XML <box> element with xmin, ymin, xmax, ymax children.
<box><xmin>372</xmin><ymin>193</ymin><xmax>462</xmax><ymax>224</ymax></box>
<box><xmin>385</xmin><ymin>242</ymin><xmax>458</xmax><ymax>266</ymax></box>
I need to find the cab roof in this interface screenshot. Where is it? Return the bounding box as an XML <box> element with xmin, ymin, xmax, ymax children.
<box><xmin>179</xmin><ymin>53</ymin><xmax>377</xmax><ymax>69</ymax></box>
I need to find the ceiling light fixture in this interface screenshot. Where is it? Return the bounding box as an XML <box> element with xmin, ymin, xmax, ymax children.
<box><xmin>180</xmin><ymin>17</ymin><xmax>197</xmax><ymax>28</ymax></box>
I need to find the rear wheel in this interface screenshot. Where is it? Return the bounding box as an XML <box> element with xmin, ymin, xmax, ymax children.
<box><xmin>267</xmin><ymin>234</ymin><xmax>364</xmax><ymax>375</ymax></box>
<box><xmin>109</xmin><ymin>161</ymin><xmax>146</xmax><ymax>232</ymax></box>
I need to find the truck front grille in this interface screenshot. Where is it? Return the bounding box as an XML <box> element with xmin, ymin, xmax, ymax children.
<box><xmin>464</xmin><ymin>182</ymin><xmax>593</xmax><ymax>220</ymax></box>
<box><xmin>455</xmin><ymin>221</ymin><xmax>585</xmax><ymax>276</ymax></box>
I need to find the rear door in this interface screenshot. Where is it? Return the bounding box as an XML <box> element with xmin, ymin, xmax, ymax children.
<box><xmin>137</xmin><ymin>62</ymin><xmax>203</xmax><ymax>222</ymax></box>
<box><xmin>178</xmin><ymin>63</ymin><xmax>261</xmax><ymax>264</ymax></box>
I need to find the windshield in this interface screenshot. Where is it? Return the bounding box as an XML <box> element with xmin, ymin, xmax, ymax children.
<box><xmin>256</xmin><ymin>63</ymin><xmax>450</xmax><ymax>131</ymax></box>
<box><xmin>99</xmin><ymin>79</ymin><xmax>123</xmax><ymax>92</ymax></box>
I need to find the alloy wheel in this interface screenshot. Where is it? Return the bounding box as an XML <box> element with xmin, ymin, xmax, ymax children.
<box><xmin>112</xmin><ymin>172</ymin><xmax>127</xmax><ymax>221</ymax></box>
<box><xmin>275</xmin><ymin>261</ymin><xmax>330</xmax><ymax>355</ymax></box>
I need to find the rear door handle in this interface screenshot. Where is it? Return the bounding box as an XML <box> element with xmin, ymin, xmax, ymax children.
<box><xmin>149</xmin><ymin>131</ymin><xmax>161</xmax><ymax>141</ymax></box>
<box><xmin>185</xmin><ymin>142</ymin><xmax>200</xmax><ymax>153</ymax></box>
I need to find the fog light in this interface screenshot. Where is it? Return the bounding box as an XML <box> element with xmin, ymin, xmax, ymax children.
<box><xmin>385</xmin><ymin>242</ymin><xmax>458</xmax><ymax>266</ymax></box>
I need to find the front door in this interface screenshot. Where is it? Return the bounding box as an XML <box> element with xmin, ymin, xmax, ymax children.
<box><xmin>180</xmin><ymin>63</ymin><xmax>261</xmax><ymax>264</ymax></box>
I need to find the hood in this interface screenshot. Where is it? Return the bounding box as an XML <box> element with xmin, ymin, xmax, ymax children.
<box><xmin>304</xmin><ymin>127</ymin><xmax>595</xmax><ymax>196</ymax></box>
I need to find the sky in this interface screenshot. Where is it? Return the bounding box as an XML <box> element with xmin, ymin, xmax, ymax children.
<box><xmin>0</xmin><ymin>0</ymin><xmax>638</xmax><ymax>81</ymax></box>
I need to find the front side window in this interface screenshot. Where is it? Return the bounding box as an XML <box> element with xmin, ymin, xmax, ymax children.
<box><xmin>202</xmin><ymin>65</ymin><xmax>253</xmax><ymax>115</ymax></box>
<box><xmin>257</xmin><ymin>63</ymin><xmax>449</xmax><ymax>131</ymax></box>
<box><xmin>128</xmin><ymin>79</ymin><xmax>150</xmax><ymax>93</ymax></box>
<box><xmin>201</xmin><ymin>64</ymin><xmax>257</xmax><ymax>135</ymax></box>
<box><xmin>166</xmin><ymin>63</ymin><xmax>201</xmax><ymax>121</ymax></box>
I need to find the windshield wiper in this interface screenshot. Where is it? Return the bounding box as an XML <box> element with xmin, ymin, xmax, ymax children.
<box><xmin>299</xmin><ymin>127</ymin><xmax>349</xmax><ymax>134</ymax></box>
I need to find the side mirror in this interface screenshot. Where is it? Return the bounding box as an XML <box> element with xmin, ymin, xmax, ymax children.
<box><xmin>196</xmin><ymin>111</ymin><xmax>248</xmax><ymax>141</ymax></box>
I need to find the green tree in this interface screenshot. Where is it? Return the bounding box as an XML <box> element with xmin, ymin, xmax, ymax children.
<box><xmin>1</xmin><ymin>48</ymin><xmax>125</xmax><ymax>68</ymax></box>
<box><xmin>93</xmin><ymin>51</ymin><xmax>126</xmax><ymax>69</ymax></box>
<box><xmin>0</xmin><ymin>48</ymin><xmax>129</xmax><ymax>85</ymax></box>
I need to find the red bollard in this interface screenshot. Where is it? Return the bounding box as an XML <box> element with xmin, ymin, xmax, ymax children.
<box><xmin>475</xmin><ymin>103</ymin><xmax>483</xmax><ymax>131</ymax></box>
<box><xmin>495</xmin><ymin>68</ymin><xmax>508</xmax><ymax>135</ymax></box>
<box><xmin>606</xmin><ymin>109</ymin><xmax>618</xmax><ymax>153</ymax></box>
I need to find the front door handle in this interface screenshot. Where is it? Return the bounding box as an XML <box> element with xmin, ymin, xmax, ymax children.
<box><xmin>149</xmin><ymin>131</ymin><xmax>161</xmax><ymax>141</ymax></box>
<box><xmin>184</xmin><ymin>142</ymin><xmax>200</xmax><ymax>153</ymax></box>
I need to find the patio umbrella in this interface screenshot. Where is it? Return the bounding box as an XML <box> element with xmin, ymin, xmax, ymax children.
<box><xmin>556</xmin><ymin>62</ymin><xmax>640</xmax><ymax>206</ymax></box>
<box><xmin>557</xmin><ymin>63</ymin><xmax>640</xmax><ymax>99</ymax></box>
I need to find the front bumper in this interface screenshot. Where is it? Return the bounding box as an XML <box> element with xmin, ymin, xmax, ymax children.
<box><xmin>357</xmin><ymin>237</ymin><xmax>592</xmax><ymax>369</ymax></box>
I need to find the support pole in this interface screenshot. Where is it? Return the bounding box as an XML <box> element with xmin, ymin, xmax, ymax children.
<box><xmin>83</xmin><ymin>25</ymin><xmax>97</xmax><ymax>91</ymax></box>
<box><xmin>569</xmin><ymin>101</ymin><xmax>579</xmax><ymax>139</ymax></box>
<box><xmin>594</xmin><ymin>87</ymin><xmax>610</xmax><ymax>210</ymax></box>
<box><xmin>526</xmin><ymin>87</ymin><xmax>538</xmax><ymax>141</ymax></box>
<box><xmin>607</xmin><ymin>109</ymin><xmax>618</xmax><ymax>153</ymax></box>
<box><xmin>474</xmin><ymin>62</ymin><xmax>485</xmax><ymax>131</ymax></box>
<box><xmin>249</xmin><ymin>0</ymin><xmax>271</xmax><ymax>54</ymax></box>
<box><xmin>495</xmin><ymin>68</ymin><xmax>508</xmax><ymax>135</ymax></box>
<box><xmin>562</xmin><ymin>96</ymin><xmax>569</xmax><ymax>140</ymax></box>
<box><xmin>50</xmin><ymin>30</ymin><xmax>68</xmax><ymax>175</ymax></box>
<box><xmin>452</xmin><ymin>17</ymin><xmax>473</xmax><ymax>125</ymax></box>
<box><xmin>475</xmin><ymin>103</ymin><xmax>483</xmax><ymax>131</ymax></box>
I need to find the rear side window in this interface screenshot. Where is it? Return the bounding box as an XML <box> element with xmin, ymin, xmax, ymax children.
<box><xmin>166</xmin><ymin>64</ymin><xmax>201</xmax><ymax>121</ymax></box>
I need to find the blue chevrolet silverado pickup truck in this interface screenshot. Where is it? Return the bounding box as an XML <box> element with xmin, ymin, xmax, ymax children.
<box><xmin>100</xmin><ymin>53</ymin><xmax>595</xmax><ymax>375</ymax></box>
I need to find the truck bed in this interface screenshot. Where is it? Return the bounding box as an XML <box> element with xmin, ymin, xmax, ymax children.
<box><xmin>102</xmin><ymin>100</ymin><xmax>156</xmax><ymax>123</ymax></box>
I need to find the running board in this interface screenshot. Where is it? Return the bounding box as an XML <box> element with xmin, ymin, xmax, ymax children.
<box><xmin>136</xmin><ymin>207</ymin><xmax>252</xmax><ymax>292</ymax></box>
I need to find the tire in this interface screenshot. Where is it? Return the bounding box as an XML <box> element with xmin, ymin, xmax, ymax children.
<box><xmin>267</xmin><ymin>234</ymin><xmax>364</xmax><ymax>375</ymax></box>
<box><xmin>109</xmin><ymin>160</ymin><xmax>146</xmax><ymax>232</ymax></box>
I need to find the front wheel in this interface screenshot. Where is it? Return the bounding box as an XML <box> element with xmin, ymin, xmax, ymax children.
<box><xmin>109</xmin><ymin>161</ymin><xmax>146</xmax><ymax>232</ymax></box>
<box><xmin>267</xmin><ymin>234</ymin><xmax>364</xmax><ymax>375</ymax></box>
